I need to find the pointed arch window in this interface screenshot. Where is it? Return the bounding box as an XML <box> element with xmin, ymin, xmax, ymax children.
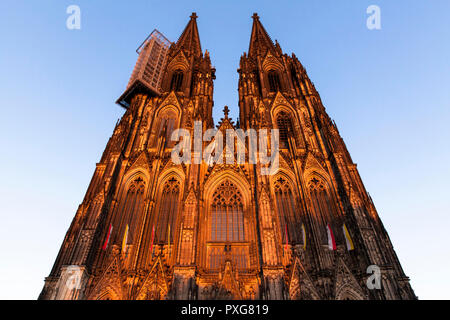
<box><xmin>253</xmin><ymin>71</ymin><xmax>263</xmax><ymax>96</ymax></box>
<box><xmin>268</xmin><ymin>70</ymin><xmax>281</xmax><ymax>92</ymax></box>
<box><xmin>118</xmin><ymin>177</ymin><xmax>146</xmax><ymax>244</ymax></box>
<box><xmin>274</xmin><ymin>177</ymin><xmax>302</xmax><ymax>244</ymax></box>
<box><xmin>155</xmin><ymin>177</ymin><xmax>180</xmax><ymax>244</ymax></box>
<box><xmin>308</xmin><ymin>177</ymin><xmax>339</xmax><ymax>244</ymax></box>
<box><xmin>156</xmin><ymin>110</ymin><xmax>178</xmax><ymax>146</ymax></box>
<box><xmin>276</xmin><ymin>111</ymin><xmax>296</xmax><ymax>148</ymax></box>
<box><xmin>170</xmin><ymin>69</ymin><xmax>184</xmax><ymax>92</ymax></box>
<box><xmin>208</xmin><ymin>180</ymin><xmax>248</xmax><ymax>271</ymax></box>
<box><xmin>210</xmin><ymin>180</ymin><xmax>245</xmax><ymax>242</ymax></box>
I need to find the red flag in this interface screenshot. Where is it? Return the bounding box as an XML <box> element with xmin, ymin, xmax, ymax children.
<box><xmin>102</xmin><ymin>223</ymin><xmax>113</xmax><ymax>251</ymax></box>
<box><xmin>149</xmin><ymin>225</ymin><xmax>155</xmax><ymax>257</ymax></box>
<box><xmin>327</xmin><ymin>224</ymin><xmax>336</xmax><ymax>250</ymax></box>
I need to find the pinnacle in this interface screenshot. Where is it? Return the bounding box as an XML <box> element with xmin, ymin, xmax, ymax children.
<box><xmin>176</xmin><ymin>13</ymin><xmax>202</xmax><ymax>57</ymax></box>
<box><xmin>223</xmin><ymin>105</ymin><xmax>230</xmax><ymax>118</ymax></box>
<box><xmin>248</xmin><ymin>13</ymin><xmax>277</xmax><ymax>57</ymax></box>
<box><xmin>216</xmin><ymin>106</ymin><xmax>236</xmax><ymax>129</ymax></box>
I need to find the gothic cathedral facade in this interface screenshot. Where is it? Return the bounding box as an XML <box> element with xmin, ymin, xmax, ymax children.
<box><xmin>39</xmin><ymin>13</ymin><xmax>416</xmax><ymax>300</ymax></box>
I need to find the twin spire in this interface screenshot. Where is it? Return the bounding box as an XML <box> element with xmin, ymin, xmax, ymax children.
<box><xmin>175</xmin><ymin>12</ymin><xmax>202</xmax><ymax>57</ymax></box>
<box><xmin>248</xmin><ymin>13</ymin><xmax>277</xmax><ymax>57</ymax></box>
<box><xmin>175</xmin><ymin>12</ymin><xmax>276</xmax><ymax>57</ymax></box>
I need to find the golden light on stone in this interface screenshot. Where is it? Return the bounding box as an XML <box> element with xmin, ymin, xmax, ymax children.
<box><xmin>39</xmin><ymin>13</ymin><xmax>415</xmax><ymax>301</ymax></box>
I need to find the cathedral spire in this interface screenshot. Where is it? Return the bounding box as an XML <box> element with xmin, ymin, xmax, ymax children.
<box><xmin>248</xmin><ymin>13</ymin><xmax>277</xmax><ymax>57</ymax></box>
<box><xmin>40</xmin><ymin>13</ymin><xmax>416</xmax><ymax>301</ymax></box>
<box><xmin>176</xmin><ymin>12</ymin><xmax>202</xmax><ymax>57</ymax></box>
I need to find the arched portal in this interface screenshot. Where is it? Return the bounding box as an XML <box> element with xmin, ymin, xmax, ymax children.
<box><xmin>206</xmin><ymin>180</ymin><xmax>249</xmax><ymax>272</ymax></box>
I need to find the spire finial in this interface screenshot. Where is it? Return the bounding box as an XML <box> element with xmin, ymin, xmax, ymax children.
<box><xmin>176</xmin><ymin>12</ymin><xmax>202</xmax><ymax>57</ymax></box>
<box><xmin>248</xmin><ymin>13</ymin><xmax>277</xmax><ymax>57</ymax></box>
<box><xmin>223</xmin><ymin>106</ymin><xmax>230</xmax><ymax>118</ymax></box>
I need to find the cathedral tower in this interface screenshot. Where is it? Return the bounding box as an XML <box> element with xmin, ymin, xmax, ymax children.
<box><xmin>39</xmin><ymin>13</ymin><xmax>415</xmax><ymax>300</ymax></box>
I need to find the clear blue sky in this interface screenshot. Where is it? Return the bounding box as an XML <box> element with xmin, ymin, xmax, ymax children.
<box><xmin>0</xmin><ymin>0</ymin><xmax>449</xmax><ymax>299</ymax></box>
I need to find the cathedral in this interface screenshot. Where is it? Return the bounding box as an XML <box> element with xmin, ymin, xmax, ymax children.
<box><xmin>39</xmin><ymin>13</ymin><xmax>416</xmax><ymax>300</ymax></box>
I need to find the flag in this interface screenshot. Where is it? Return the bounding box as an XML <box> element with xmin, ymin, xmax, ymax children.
<box><xmin>327</xmin><ymin>224</ymin><xmax>336</xmax><ymax>250</ymax></box>
<box><xmin>150</xmin><ymin>225</ymin><xmax>155</xmax><ymax>257</ymax></box>
<box><xmin>121</xmin><ymin>224</ymin><xmax>129</xmax><ymax>254</ymax></box>
<box><xmin>343</xmin><ymin>224</ymin><xmax>355</xmax><ymax>251</ymax></box>
<box><xmin>102</xmin><ymin>223</ymin><xmax>113</xmax><ymax>251</ymax></box>
<box><xmin>301</xmin><ymin>223</ymin><xmax>306</xmax><ymax>250</ymax></box>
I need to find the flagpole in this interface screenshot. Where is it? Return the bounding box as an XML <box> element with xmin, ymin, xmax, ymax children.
<box><xmin>122</xmin><ymin>224</ymin><xmax>129</xmax><ymax>256</ymax></box>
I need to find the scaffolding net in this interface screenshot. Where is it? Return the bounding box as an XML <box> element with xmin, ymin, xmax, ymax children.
<box><xmin>127</xmin><ymin>29</ymin><xmax>172</xmax><ymax>95</ymax></box>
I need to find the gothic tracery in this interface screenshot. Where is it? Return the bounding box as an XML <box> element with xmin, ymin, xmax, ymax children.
<box><xmin>40</xmin><ymin>13</ymin><xmax>415</xmax><ymax>301</ymax></box>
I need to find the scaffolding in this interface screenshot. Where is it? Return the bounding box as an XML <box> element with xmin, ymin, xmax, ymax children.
<box><xmin>117</xmin><ymin>29</ymin><xmax>172</xmax><ymax>108</ymax></box>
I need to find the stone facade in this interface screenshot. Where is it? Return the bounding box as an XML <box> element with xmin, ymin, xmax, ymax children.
<box><xmin>39</xmin><ymin>13</ymin><xmax>415</xmax><ymax>300</ymax></box>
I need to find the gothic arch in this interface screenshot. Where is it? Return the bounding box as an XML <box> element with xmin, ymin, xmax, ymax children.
<box><xmin>304</xmin><ymin>172</ymin><xmax>343</xmax><ymax>246</ymax></box>
<box><xmin>270</xmin><ymin>170</ymin><xmax>297</xmax><ymax>209</ymax></box>
<box><xmin>155</xmin><ymin>103</ymin><xmax>181</xmax><ymax>121</ymax></box>
<box><xmin>167</xmin><ymin>51</ymin><xmax>190</xmax><ymax>72</ymax></box>
<box><xmin>203</xmin><ymin>170</ymin><xmax>251</xmax><ymax>207</ymax></box>
<box><xmin>120</xmin><ymin>169</ymin><xmax>150</xmax><ymax>193</ymax></box>
<box><xmin>115</xmin><ymin>170</ymin><xmax>149</xmax><ymax>214</ymax></box>
<box><xmin>304</xmin><ymin>170</ymin><xmax>339</xmax><ymax>211</ymax></box>
<box><xmin>289</xmin><ymin>258</ymin><xmax>322</xmax><ymax>300</ymax></box>
<box><xmin>153</xmin><ymin>170</ymin><xmax>184</xmax><ymax>244</ymax></box>
<box><xmin>270</xmin><ymin>168</ymin><xmax>296</xmax><ymax>186</ymax></box>
<box><xmin>304</xmin><ymin>169</ymin><xmax>331</xmax><ymax>186</ymax></box>
<box><xmin>209</xmin><ymin>180</ymin><xmax>246</xmax><ymax>242</ymax></box>
<box><xmin>95</xmin><ymin>286</ymin><xmax>121</xmax><ymax>300</ymax></box>
<box><xmin>157</xmin><ymin>167</ymin><xmax>185</xmax><ymax>188</ymax></box>
<box><xmin>269</xmin><ymin>169</ymin><xmax>299</xmax><ymax>204</ymax></box>
<box><xmin>270</xmin><ymin>172</ymin><xmax>304</xmax><ymax>244</ymax></box>
<box><xmin>87</xmin><ymin>257</ymin><xmax>125</xmax><ymax>300</ymax></box>
<box><xmin>165</xmin><ymin>51</ymin><xmax>190</xmax><ymax>92</ymax></box>
<box><xmin>155</xmin><ymin>105</ymin><xmax>180</xmax><ymax>129</ymax></box>
<box><xmin>334</xmin><ymin>257</ymin><xmax>367</xmax><ymax>301</ymax></box>
<box><xmin>135</xmin><ymin>258</ymin><xmax>169</xmax><ymax>300</ymax></box>
<box><xmin>111</xmin><ymin>170</ymin><xmax>149</xmax><ymax>247</ymax></box>
<box><xmin>335</xmin><ymin>286</ymin><xmax>366</xmax><ymax>300</ymax></box>
<box><xmin>202</xmin><ymin>171</ymin><xmax>254</xmax><ymax>272</ymax></box>
<box><xmin>270</xmin><ymin>103</ymin><xmax>298</xmax><ymax>120</ymax></box>
<box><xmin>152</xmin><ymin>105</ymin><xmax>181</xmax><ymax>145</ymax></box>
<box><xmin>262</xmin><ymin>53</ymin><xmax>284</xmax><ymax>73</ymax></box>
<box><xmin>206</xmin><ymin>180</ymin><xmax>249</xmax><ymax>272</ymax></box>
<box><xmin>303</xmin><ymin>154</ymin><xmax>330</xmax><ymax>180</ymax></box>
